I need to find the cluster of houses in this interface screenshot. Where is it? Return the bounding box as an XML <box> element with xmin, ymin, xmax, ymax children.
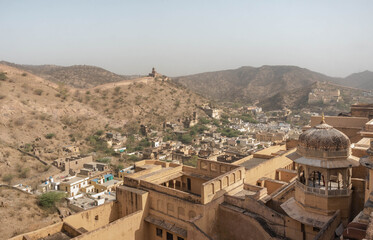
<box><xmin>16</xmin><ymin>150</ymin><xmax>124</xmax><ymax>212</ymax></box>
<box><xmin>12</xmin><ymin>106</ymin><xmax>303</xmax><ymax>215</ymax></box>
<box><xmin>119</xmin><ymin>112</ymin><xmax>301</xmax><ymax>165</ymax></box>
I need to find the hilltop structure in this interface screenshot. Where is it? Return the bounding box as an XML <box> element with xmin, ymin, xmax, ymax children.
<box><xmin>148</xmin><ymin>67</ymin><xmax>169</xmax><ymax>81</ymax></box>
<box><xmin>308</xmin><ymin>88</ymin><xmax>341</xmax><ymax>104</ymax></box>
<box><xmin>148</xmin><ymin>67</ymin><xmax>160</xmax><ymax>78</ymax></box>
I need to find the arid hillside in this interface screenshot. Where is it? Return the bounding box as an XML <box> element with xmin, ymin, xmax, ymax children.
<box><xmin>0</xmin><ymin>63</ymin><xmax>207</xmax><ymax>188</ymax></box>
<box><xmin>0</xmin><ymin>61</ymin><xmax>140</xmax><ymax>88</ymax></box>
<box><xmin>259</xmin><ymin>81</ymin><xmax>373</xmax><ymax>113</ymax></box>
<box><xmin>334</xmin><ymin>70</ymin><xmax>373</xmax><ymax>90</ymax></box>
<box><xmin>0</xmin><ymin>186</ymin><xmax>60</xmax><ymax>240</ymax></box>
<box><xmin>173</xmin><ymin>65</ymin><xmax>338</xmax><ymax>104</ymax></box>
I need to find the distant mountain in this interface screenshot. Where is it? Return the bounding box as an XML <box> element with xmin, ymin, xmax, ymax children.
<box><xmin>335</xmin><ymin>71</ymin><xmax>373</xmax><ymax>89</ymax></box>
<box><xmin>0</xmin><ymin>61</ymin><xmax>139</xmax><ymax>88</ymax></box>
<box><xmin>258</xmin><ymin>81</ymin><xmax>367</xmax><ymax>112</ymax></box>
<box><xmin>173</xmin><ymin>65</ymin><xmax>339</xmax><ymax>104</ymax></box>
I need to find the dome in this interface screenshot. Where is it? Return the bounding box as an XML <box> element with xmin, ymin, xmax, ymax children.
<box><xmin>299</xmin><ymin>123</ymin><xmax>350</xmax><ymax>151</ymax></box>
<box><xmin>297</xmin><ymin>120</ymin><xmax>351</xmax><ymax>159</ymax></box>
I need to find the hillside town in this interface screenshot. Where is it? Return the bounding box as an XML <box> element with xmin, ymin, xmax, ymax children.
<box><xmin>3</xmin><ymin>102</ymin><xmax>373</xmax><ymax>240</ymax></box>
<box><xmin>2</xmin><ymin>2</ymin><xmax>373</xmax><ymax>239</ymax></box>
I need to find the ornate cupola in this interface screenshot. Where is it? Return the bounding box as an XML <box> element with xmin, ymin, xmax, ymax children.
<box><xmin>282</xmin><ymin>116</ymin><xmax>359</xmax><ymax>227</ymax></box>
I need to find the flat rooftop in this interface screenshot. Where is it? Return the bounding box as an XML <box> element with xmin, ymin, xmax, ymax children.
<box><xmin>69</xmin><ymin>197</ymin><xmax>96</xmax><ymax>210</ymax></box>
<box><xmin>100</xmin><ymin>179</ymin><xmax>121</xmax><ymax>187</ymax></box>
<box><xmin>311</xmin><ymin>116</ymin><xmax>368</xmax><ymax>129</ymax></box>
<box><xmin>62</xmin><ymin>177</ymin><xmax>85</xmax><ymax>184</ymax></box>
<box><xmin>136</xmin><ymin>167</ymin><xmax>173</xmax><ymax>180</ymax></box>
<box><xmin>239</xmin><ymin>157</ymin><xmax>271</xmax><ymax>170</ymax></box>
<box><xmin>232</xmin><ymin>189</ymin><xmax>257</xmax><ymax>199</ymax></box>
<box><xmin>253</xmin><ymin>145</ymin><xmax>286</xmax><ymax>158</ymax></box>
<box><xmin>353</xmin><ymin>138</ymin><xmax>370</xmax><ymax>149</ymax></box>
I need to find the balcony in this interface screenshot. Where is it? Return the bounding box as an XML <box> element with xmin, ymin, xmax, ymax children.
<box><xmin>296</xmin><ymin>180</ymin><xmax>352</xmax><ymax>197</ymax></box>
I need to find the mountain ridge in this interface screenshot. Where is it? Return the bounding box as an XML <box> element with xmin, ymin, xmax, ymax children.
<box><xmin>173</xmin><ymin>65</ymin><xmax>340</xmax><ymax>104</ymax></box>
<box><xmin>0</xmin><ymin>61</ymin><xmax>140</xmax><ymax>88</ymax></box>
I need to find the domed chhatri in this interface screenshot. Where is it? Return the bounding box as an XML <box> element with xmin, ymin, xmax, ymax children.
<box><xmin>289</xmin><ymin>115</ymin><xmax>358</xmax><ymax>168</ymax></box>
<box><xmin>297</xmin><ymin>119</ymin><xmax>352</xmax><ymax>161</ymax></box>
<box><xmin>298</xmin><ymin>122</ymin><xmax>350</xmax><ymax>152</ymax></box>
<box><xmin>283</xmin><ymin>115</ymin><xmax>360</xmax><ymax>226</ymax></box>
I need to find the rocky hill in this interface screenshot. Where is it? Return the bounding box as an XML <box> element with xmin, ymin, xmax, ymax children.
<box><xmin>173</xmin><ymin>65</ymin><xmax>338</xmax><ymax>104</ymax></box>
<box><xmin>0</xmin><ymin>63</ymin><xmax>207</xmax><ymax>188</ymax></box>
<box><xmin>335</xmin><ymin>71</ymin><xmax>373</xmax><ymax>89</ymax></box>
<box><xmin>259</xmin><ymin>81</ymin><xmax>372</xmax><ymax>113</ymax></box>
<box><xmin>0</xmin><ymin>61</ymin><xmax>139</xmax><ymax>88</ymax></box>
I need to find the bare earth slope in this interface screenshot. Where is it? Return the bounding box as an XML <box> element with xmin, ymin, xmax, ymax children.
<box><xmin>0</xmin><ymin>63</ymin><xmax>207</xmax><ymax>238</ymax></box>
<box><xmin>0</xmin><ymin>63</ymin><xmax>206</xmax><ymax>186</ymax></box>
<box><xmin>0</xmin><ymin>186</ymin><xmax>60</xmax><ymax>240</ymax></box>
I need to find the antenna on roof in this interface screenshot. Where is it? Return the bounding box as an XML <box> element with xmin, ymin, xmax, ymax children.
<box><xmin>321</xmin><ymin>112</ymin><xmax>326</xmax><ymax>124</ymax></box>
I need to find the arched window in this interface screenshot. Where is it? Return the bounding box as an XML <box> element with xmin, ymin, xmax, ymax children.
<box><xmin>189</xmin><ymin>210</ymin><xmax>196</xmax><ymax>220</ymax></box>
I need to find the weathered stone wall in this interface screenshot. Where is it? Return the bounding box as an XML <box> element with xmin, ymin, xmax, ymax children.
<box><xmin>8</xmin><ymin>223</ymin><xmax>64</xmax><ymax>240</ymax></box>
<box><xmin>351</xmin><ymin>178</ymin><xmax>365</xmax><ymax>220</ymax></box>
<box><xmin>314</xmin><ymin>211</ymin><xmax>341</xmax><ymax>240</ymax></box>
<box><xmin>116</xmin><ymin>185</ymin><xmax>148</xmax><ymax>217</ymax></box>
<box><xmin>244</xmin><ymin>152</ymin><xmax>294</xmax><ymax>184</ymax></box>
<box><xmin>276</xmin><ymin>168</ymin><xmax>297</xmax><ymax>182</ymax></box>
<box><xmin>201</xmin><ymin>166</ymin><xmax>245</xmax><ymax>204</ymax></box>
<box><xmin>63</xmin><ymin>201</ymin><xmax>119</xmax><ymax>232</ymax></box>
<box><xmin>217</xmin><ymin>203</ymin><xmax>274</xmax><ymax>240</ymax></box>
<box><xmin>74</xmin><ymin>210</ymin><xmax>146</xmax><ymax>240</ymax></box>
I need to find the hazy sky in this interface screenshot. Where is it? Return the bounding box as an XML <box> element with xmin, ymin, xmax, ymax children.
<box><xmin>1</xmin><ymin>1</ymin><xmax>372</xmax><ymax>77</ymax></box>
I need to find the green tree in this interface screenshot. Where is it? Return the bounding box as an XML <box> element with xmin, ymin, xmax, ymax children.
<box><xmin>183</xmin><ymin>155</ymin><xmax>198</xmax><ymax>167</ymax></box>
<box><xmin>38</xmin><ymin>192</ymin><xmax>66</xmax><ymax>208</ymax></box>
<box><xmin>0</xmin><ymin>72</ymin><xmax>7</xmax><ymax>81</ymax></box>
<box><xmin>2</xmin><ymin>174</ymin><xmax>13</xmax><ymax>184</ymax></box>
<box><xmin>179</xmin><ymin>134</ymin><xmax>193</xmax><ymax>144</ymax></box>
<box><xmin>45</xmin><ymin>133</ymin><xmax>56</xmax><ymax>139</ymax></box>
<box><xmin>33</xmin><ymin>89</ymin><xmax>43</xmax><ymax>96</ymax></box>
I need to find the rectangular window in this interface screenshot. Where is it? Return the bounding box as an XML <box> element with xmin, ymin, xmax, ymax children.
<box><xmin>313</xmin><ymin>227</ymin><xmax>320</xmax><ymax>232</ymax></box>
<box><xmin>187</xmin><ymin>178</ymin><xmax>191</xmax><ymax>191</ymax></box>
<box><xmin>156</xmin><ymin>228</ymin><xmax>162</xmax><ymax>237</ymax></box>
<box><xmin>166</xmin><ymin>232</ymin><xmax>173</xmax><ymax>240</ymax></box>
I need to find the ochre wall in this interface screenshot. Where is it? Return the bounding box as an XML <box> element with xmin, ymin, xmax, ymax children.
<box><xmin>116</xmin><ymin>185</ymin><xmax>148</xmax><ymax>217</ymax></box>
<box><xmin>147</xmin><ymin>223</ymin><xmax>187</xmax><ymax>240</ymax></box>
<box><xmin>148</xmin><ymin>188</ymin><xmax>204</xmax><ymax>222</ymax></box>
<box><xmin>285</xmin><ymin>217</ymin><xmax>319</xmax><ymax>240</ymax></box>
<box><xmin>64</xmin><ymin>202</ymin><xmax>119</xmax><ymax>232</ymax></box>
<box><xmin>74</xmin><ymin>210</ymin><xmax>146</xmax><ymax>240</ymax></box>
<box><xmin>8</xmin><ymin>223</ymin><xmax>64</xmax><ymax>240</ymax></box>
<box><xmin>277</xmin><ymin>169</ymin><xmax>297</xmax><ymax>183</ymax></box>
<box><xmin>217</xmin><ymin>204</ymin><xmax>273</xmax><ymax>240</ymax></box>
<box><xmin>224</xmin><ymin>194</ymin><xmax>286</xmax><ymax>237</ymax></box>
<box><xmin>245</xmin><ymin>153</ymin><xmax>294</xmax><ymax>185</ymax></box>
<box><xmin>351</xmin><ymin>178</ymin><xmax>365</xmax><ymax>220</ymax></box>
<box><xmin>365</xmin><ymin>168</ymin><xmax>373</xmax><ymax>202</ymax></box>
<box><xmin>258</xmin><ymin>179</ymin><xmax>287</xmax><ymax>195</ymax></box>
<box><xmin>295</xmin><ymin>187</ymin><xmax>351</xmax><ymax>223</ymax></box>
<box><xmin>352</xmin><ymin>165</ymin><xmax>367</xmax><ymax>179</ymax></box>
